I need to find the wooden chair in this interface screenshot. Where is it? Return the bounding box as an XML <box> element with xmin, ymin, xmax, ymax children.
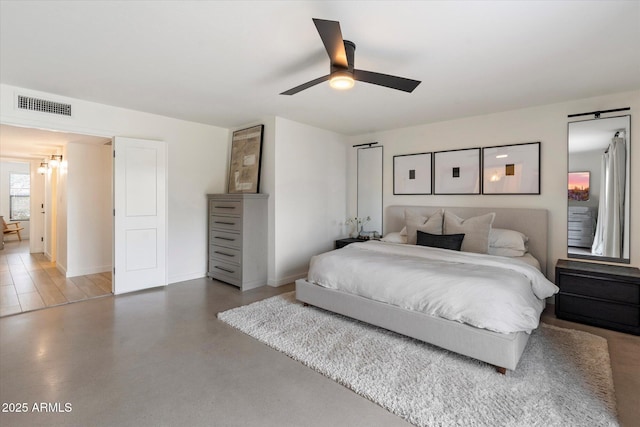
<box><xmin>2</xmin><ymin>216</ymin><xmax>24</xmax><ymax>241</ymax></box>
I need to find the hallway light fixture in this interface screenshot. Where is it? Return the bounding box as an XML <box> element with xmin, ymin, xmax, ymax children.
<box><xmin>49</xmin><ymin>154</ymin><xmax>63</xmax><ymax>168</ymax></box>
<box><xmin>37</xmin><ymin>162</ymin><xmax>48</xmax><ymax>175</ymax></box>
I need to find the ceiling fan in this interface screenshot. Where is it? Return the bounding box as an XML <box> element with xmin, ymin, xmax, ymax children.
<box><xmin>280</xmin><ymin>18</ymin><xmax>421</xmax><ymax>95</ymax></box>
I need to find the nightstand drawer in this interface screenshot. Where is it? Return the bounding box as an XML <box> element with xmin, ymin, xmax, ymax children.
<box><xmin>209</xmin><ymin>199</ymin><xmax>242</xmax><ymax>215</ymax></box>
<box><xmin>558</xmin><ymin>272</ymin><xmax>640</xmax><ymax>304</ymax></box>
<box><xmin>210</xmin><ymin>215</ymin><xmax>242</xmax><ymax>232</ymax></box>
<box><xmin>210</xmin><ymin>245</ymin><xmax>241</xmax><ymax>265</ymax></box>
<box><xmin>558</xmin><ymin>294</ymin><xmax>639</xmax><ymax>327</ymax></box>
<box><xmin>555</xmin><ymin>260</ymin><xmax>640</xmax><ymax>335</ymax></box>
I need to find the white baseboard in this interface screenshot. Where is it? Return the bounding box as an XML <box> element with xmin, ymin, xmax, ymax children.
<box><xmin>66</xmin><ymin>265</ymin><xmax>112</xmax><ymax>278</ymax></box>
<box><xmin>268</xmin><ymin>272</ymin><xmax>307</xmax><ymax>287</ymax></box>
<box><xmin>167</xmin><ymin>271</ymin><xmax>305</xmax><ymax>288</ymax></box>
<box><xmin>2</xmin><ymin>236</ymin><xmax>27</xmax><ymax>242</ymax></box>
<box><xmin>57</xmin><ymin>263</ymin><xmax>67</xmax><ymax>277</ymax></box>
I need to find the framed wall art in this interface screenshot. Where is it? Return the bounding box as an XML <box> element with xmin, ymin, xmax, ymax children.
<box><xmin>482</xmin><ymin>142</ymin><xmax>540</xmax><ymax>195</ymax></box>
<box><xmin>228</xmin><ymin>124</ymin><xmax>264</xmax><ymax>193</ymax></box>
<box><xmin>393</xmin><ymin>152</ymin><xmax>432</xmax><ymax>195</ymax></box>
<box><xmin>568</xmin><ymin>171</ymin><xmax>590</xmax><ymax>201</ymax></box>
<box><xmin>433</xmin><ymin>148</ymin><xmax>481</xmax><ymax>194</ymax></box>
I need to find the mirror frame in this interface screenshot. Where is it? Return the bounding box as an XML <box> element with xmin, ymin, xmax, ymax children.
<box><xmin>357</xmin><ymin>145</ymin><xmax>383</xmax><ymax>236</ymax></box>
<box><xmin>567</xmin><ymin>114</ymin><xmax>631</xmax><ymax>264</ymax></box>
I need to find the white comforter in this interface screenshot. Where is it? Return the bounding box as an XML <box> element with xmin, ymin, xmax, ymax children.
<box><xmin>307</xmin><ymin>241</ymin><xmax>559</xmax><ymax>334</ymax></box>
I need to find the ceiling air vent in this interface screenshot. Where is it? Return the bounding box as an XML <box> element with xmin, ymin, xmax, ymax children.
<box><xmin>17</xmin><ymin>95</ymin><xmax>72</xmax><ymax>117</ymax></box>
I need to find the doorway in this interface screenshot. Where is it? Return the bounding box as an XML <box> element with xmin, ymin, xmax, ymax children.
<box><xmin>0</xmin><ymin>125</ymin><xmax>114</xmax><ymax>316</ymax></box>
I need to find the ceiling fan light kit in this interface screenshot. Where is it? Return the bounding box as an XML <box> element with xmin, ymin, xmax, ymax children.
<box><xmin>281</xmin><ymin>18</ymin><xmax>421</xmax><ymax>95</ymax></box>
<box><xmin>329</xmin><ymin>70</ymin><xmax>355</xmax><ymax>90</ymax></box>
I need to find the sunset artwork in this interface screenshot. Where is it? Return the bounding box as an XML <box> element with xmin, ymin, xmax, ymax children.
<box><xmin>568</xmin><ymin>172</ymin><xmax>590</xmax><ymax>201</ymax></box>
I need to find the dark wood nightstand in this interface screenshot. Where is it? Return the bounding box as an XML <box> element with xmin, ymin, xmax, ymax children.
<box><xmin>335</xmin><ymin>238</ymin><xmax>364</xmax><ymax>249</ymax></box>
<box><xmin>555</xmin><ymin>259</ymin><xmax>640</xmax><ymax>335</ymax></box>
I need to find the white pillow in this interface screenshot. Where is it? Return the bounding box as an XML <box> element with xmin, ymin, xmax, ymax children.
<box><xmin>404</xmin><ymin>209</ymin><xmax>443</xmax><ymax>245</ymax></box>
<box><xmin>443</xmin><ymin>211</ymin><xmax>495</xmax><ymax>254</ymax></box>
<box><xmin>489</xmin><ymin>228</ymin><xmax>528</xmax><ymax>252</ymax></box>
<box><xmin>381</xmin><ymin>232</ymin><xmax>408</xmax><ymax>244</ymax></box>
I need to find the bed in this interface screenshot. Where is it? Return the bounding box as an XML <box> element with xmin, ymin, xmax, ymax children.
<box><xmin>295</xmin><ymin>206</ymin><xmax>556</xmax><ymax>373</ymax></box>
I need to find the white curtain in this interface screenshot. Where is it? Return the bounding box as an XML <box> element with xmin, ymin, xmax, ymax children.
<box><xmin>592</xmin><ymin>136</ymin><xmax>626</xmax><ymax>257</ymax></box>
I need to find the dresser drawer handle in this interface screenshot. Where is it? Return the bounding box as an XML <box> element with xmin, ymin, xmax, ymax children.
<box><xmin>214</xmin><ymin>251</ymin><xmax>234</xmax><ymax>257</ymax></box>
<box><xmin>215</xmin><ymin>206</ymin><xmax>236</xmax><ymax>209</ymax></box>
<box><xmin>214</xmin><ymin>266</ymin><xmax>235</xmax><ymax>274</ymax></box>
<box><xmin>214</xmin><ymin>236</ymin><xmax>235</xmax><ymax>242</ymax></box>
<box><xmin>214</xmin><ymin>221</ymin><xmax>236</xmax><ymax>225</ymax></box>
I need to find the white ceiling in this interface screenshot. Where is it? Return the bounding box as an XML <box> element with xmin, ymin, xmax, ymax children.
<box><xmin>1</xmin><ymin>1</ymin><xmax>639</xmax><ymax>139</ymax></box>
<box><xmin>0</xmin><ymin>125</ymin><xmax>111</xmax><ymax>161</ymax></box>
<box><xmin>568</xmin><ymin>115</ymin><xmax>630</xmax><ymax>153</ymax></box>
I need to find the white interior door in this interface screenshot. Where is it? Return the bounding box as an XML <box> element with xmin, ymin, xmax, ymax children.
<box><xmin>113</xmin><ymin>137</ymin><xmax>167</xmax><ymax>295</ymax></box>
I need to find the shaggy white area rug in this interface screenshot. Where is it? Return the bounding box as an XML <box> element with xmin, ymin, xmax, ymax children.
<box><xmin>218</xmin><ymin>292</ymin><xmax>618</xmax><ymax>427</ymax></box>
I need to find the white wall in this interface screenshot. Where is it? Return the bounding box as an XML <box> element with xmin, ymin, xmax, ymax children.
<box><xmin>65</xmin><ymin>142</ymin><xmax>112</xmax><ymax>276</ymax></box>
<box><xmin>347</xmin><ymin>90</ymin><xmax>640</xmax><ymax>275</ymax></box>
<box><xmin>1</xmin><ymin>84</ymin><xmax>230</xmax><ymax>284</ymax></box>
<box><xmin>235</xmin><ymin>116</ymin><xmax>348</xmax><ymax>287</ymax></box>
<box><xmin>255</xmin><ymin>116</ymin><xmax>277</xmax><ymax>286</ymax></box>
<box><xmin>4</xmin><ymin>83</ymin><xmax>636</xmax><ymax>288</ymax></box>
<box><xmin>55</xmin><ymin>146</ymin><xmax>68</xmax><ymax>272</ymax></box>
<box><xmin>0</xmin><ymin>160</ymin><xmax>30</xmax><ymax>240</ymax></box>
<box><xmin>266</xmin><ymin>117</ymin><xmax>348</xmax><ymax>286</ymax></box>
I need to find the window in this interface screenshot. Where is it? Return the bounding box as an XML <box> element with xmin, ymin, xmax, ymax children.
<box><xmin>9</xmin><ymin>173</ymin><xmax>30</xmax><ymax>221</ymax></box>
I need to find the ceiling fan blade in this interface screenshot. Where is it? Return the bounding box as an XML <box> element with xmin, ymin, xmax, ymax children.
<box><xmin>280</xmin><ymin>75</ymin><xmax>330</xmax><ymax>95</ymax></box>
<box><xmin>313</xmin><ymin>18</ymin><xmax>348</xmax><ymax>68</ymax></box>
<box><xmin>353</xmin><ymin>69</ymin><xmax>421</xmax><ymax>93</ymax></box>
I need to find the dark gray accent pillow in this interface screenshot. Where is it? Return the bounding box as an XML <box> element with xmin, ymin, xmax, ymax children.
<box><xmin>416</xmin><ymin>231</ymin><xmax>465</xmax><ymax>251</ymax></box>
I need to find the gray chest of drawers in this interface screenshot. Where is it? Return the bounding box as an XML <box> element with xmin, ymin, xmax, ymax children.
<box><xmin>207</xmin><ymin>193</ymin><xmax>268</xmax><ymax>291</ymax></box>
<box><xmin>568</xmin><ymin>206</ymin><xmax>597</xmax><ymax>248</ymax></box>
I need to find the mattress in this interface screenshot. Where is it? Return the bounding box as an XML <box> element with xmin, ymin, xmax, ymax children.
<box><xmin>507</xmin><ymin>252</ymin><xmax>540</xmax><ymax>270</ymax></box>
<box><xmin>306</xmin><ymin>241</ymin><xmax>558</xmax><ymax>334</ymax></box>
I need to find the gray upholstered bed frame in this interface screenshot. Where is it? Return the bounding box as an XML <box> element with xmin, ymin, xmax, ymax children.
<box><xmin>296</xmin><ymin>206</ymin><xmax>548</xmax><ymax>372</ymax></box>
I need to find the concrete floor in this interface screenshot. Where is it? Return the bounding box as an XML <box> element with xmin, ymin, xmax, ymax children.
<box><xmin>0</xmin><ymin>278</ymin><xmax>638</xmax><ymax>427</ymax></box>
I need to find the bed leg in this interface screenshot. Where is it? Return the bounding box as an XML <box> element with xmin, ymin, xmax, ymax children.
<box><xmin>494</xmin><ymin>366</ymin><xmax>507</xmax><ymax>375</ymax></box>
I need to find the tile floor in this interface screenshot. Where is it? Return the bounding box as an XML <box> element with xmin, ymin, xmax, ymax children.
<box><xmin>0</xmin><ymin>240</ymin><xmax>112</xmax><ymax>317</ymax></box>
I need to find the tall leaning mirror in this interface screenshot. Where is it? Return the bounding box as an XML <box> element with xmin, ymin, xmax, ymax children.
<box><xmin>357</xmin><ymin>145</ymin><xmax>383</xmax><ymax>237</ymax></box>
<box><xmin>567</xmin><ymin>115</ymin><xmax>630</xmax><ymax>263</ymax></box>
